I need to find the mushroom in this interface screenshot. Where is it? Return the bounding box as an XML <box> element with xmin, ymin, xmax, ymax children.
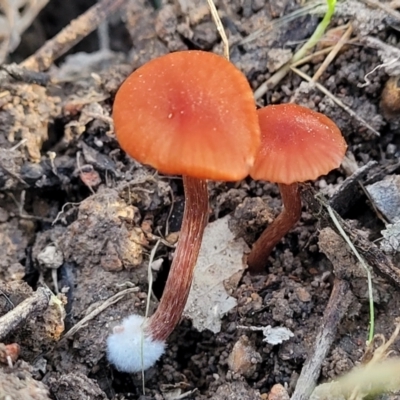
<box><xmin>107</xmin><ymin>50</ymin><xmax>260</xmax><ymax>372</ymax></box>
<box><xmin>247</xmin><ymin>104</ymin><xmax>347</xmax><ymax>273</ymax></box>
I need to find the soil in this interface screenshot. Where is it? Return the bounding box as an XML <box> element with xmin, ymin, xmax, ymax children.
<box><xmin>1</xmin><ymin>0</ymin><xmax>400</xmax><ymax>399</ymax></box>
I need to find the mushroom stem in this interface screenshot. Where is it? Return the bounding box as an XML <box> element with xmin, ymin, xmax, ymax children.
<box><xmin>147</xmin><ymin>176</ymin><xmax>209</xmax><ymax>341</ymax></box>
<box><xmin>247</xmin><ymin>183</ymin><xmax>302</xmax><ymax>273</ymax></box>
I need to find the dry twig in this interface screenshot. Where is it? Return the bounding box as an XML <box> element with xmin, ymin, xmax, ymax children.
<box><xmin>206</xmin><ymin>0</ymin><xmax>229</xmax><ymax>60</ymax></box>
<box><xmin>290</xmin><ymin>40</ymin><xmax>357</xmax><ymax>69</ymax></box>
<box><xmin>361</xmin><ymin>0</ymin><xmax>400</xmax><ymax>21</ymax></box>
<box><xmin>61</xmin><ymin>287</ymin><xmax>139</xmax><ymax>341</ymax></box>
<box><xmin>312</xmin><ymin>24</ymin><xmax>353</xmax><ymax>82</ymax></box>
<box><xmin>291</xmin><ymin>278</ymin><xmax>353</xmax><ymax>400</ymax></box>
<box><xmin>20</xmin><ymin>0</ymin><xmax>129</xmax><ymax>71</ymax></box>
<box><xmin>302</xmin><ymin>186</ymin><xmax>400</xmax><ymax>289</ymax></box>
<box><xmin>1</xmin><ymin>63</ymin><xmax>51</xmax><ymax>85</ymax></box>
<box><xmin>0</xmin><ymin>286</ymin><xmax>52</xmax><ymax>341</ymax></box>
<box><xmin>291</xmin><ymin>66</ymin><xmax>380</xmax><ymax>136</ymax></box>
<box><xmin>0</xmin><ymin>0</ymin><xmax>49</xmax><ymax>64</ymax></box>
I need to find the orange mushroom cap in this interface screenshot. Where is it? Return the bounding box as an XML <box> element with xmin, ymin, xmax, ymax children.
<box><xmin>113</xmin><ymin>51</ymin><xmax>260</xmax><ymax>181</ymax></box>
<box><xmin>250</xmin><ymin>104</ymin><xmax>347</xmax><ymax>185</ymax></box>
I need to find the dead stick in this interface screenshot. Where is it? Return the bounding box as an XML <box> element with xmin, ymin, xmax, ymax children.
<box><xmin>0</xmin><ymin>286</ymin><xmax>52</xmax><ymax>341</ymax></box>
<box><xmin>20</xmin><ymin>0</ymin><xmax>128</xmax><ymax>71</ymax></box>
<box><xmin>311</xmin><ymin>24</ymin><xmax>353</xmax><ymax>82</ymax></box>
<box><xmin>302</xmin><ymin>185</ymin><xmax>400</xmax><ymax>289</ymax></box>
<box><xmin>361</xmin><ymin>0</ymin><xmax>400</xmax><ymax>21</ymax></box>
<box><xmin>290</xmin><ymin>66</ymin><xmax>380</xmax><ymax>137</ymax></box>
<box><xmin>291</xmin><ymin>279</ymin><xmax>352</xmax><ymax>400</ymax></box>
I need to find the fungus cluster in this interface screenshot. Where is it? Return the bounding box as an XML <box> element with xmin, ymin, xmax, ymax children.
<box><xmin>108</xmin><ymin>51</ymin><xmax>347</xmax><ymax>373</ymax></box>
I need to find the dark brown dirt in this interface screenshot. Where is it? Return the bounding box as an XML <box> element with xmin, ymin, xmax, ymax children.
<box><xmin>1</xmin><ymin>0</ymin><xmax>400</xmax><ymax>399</ymax></box>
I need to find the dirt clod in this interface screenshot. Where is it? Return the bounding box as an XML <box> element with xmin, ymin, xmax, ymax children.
<box><xmin>46</xmin><ymin>372</ymin><xmax>107</xmax><ymax>400</ymax></box>
<box><xmin>228</xmin><ymin>335</ymin><xmax>262</xmax><ymax>378</ymax></box>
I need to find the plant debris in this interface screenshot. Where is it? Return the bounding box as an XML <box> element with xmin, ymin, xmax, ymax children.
<box><xmin>183</xmin><ymin>215</ymin><xmax>248</xmax><ymax>333</ymax></box>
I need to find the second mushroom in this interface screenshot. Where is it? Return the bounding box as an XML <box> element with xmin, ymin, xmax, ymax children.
<box><xmin>247</xmin><ymin>104</ymin><xmax>347</xmax><ymax>273</ymax></box>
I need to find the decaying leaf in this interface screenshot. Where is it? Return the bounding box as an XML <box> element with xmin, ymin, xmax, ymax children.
<box><xmin>183</xmin><ymin>215</ymin><xmax>248</xmax><ymax>333</ymax></box>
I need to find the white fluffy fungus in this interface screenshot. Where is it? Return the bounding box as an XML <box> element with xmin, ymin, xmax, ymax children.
<box><xmin>107</xmin><ymin>314</ymin><xmax>165</xmax><ymax>372</ymax></box>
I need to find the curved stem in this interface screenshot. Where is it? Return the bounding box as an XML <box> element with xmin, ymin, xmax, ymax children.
<box><xmin>147</xmin><ymin>176</ymin><xmax>209</xmax><ymax>341</ymax></box>
<box><xmin>247</xmin><ymin>183</ymin><xmax>302</xmax><ymax>273</ymax></box>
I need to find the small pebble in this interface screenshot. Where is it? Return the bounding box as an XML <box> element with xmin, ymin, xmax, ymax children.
<box><xmin>268</xmin><ymin>384</ymin><xmax>289</xmax><ymax>400</ymax></box>
<box><xmin>295</xmin><ymin>287</ymin><xmax>311</xmax><ymax>303</ymax></box>
<box><xmin>381</xmin><ymin>76</ymin><xmax>400</xmax><ymax>118</ymax></box>
<box><xmin>386</xmin><ymin>143</ymin><xmax>397</xmax><ymax>157</ymax></box>
<box><xmin>227</xmin><ymin>335</ymin><xmax>262</xmax><ymax>378</ymax></box>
